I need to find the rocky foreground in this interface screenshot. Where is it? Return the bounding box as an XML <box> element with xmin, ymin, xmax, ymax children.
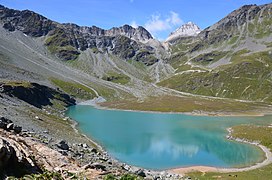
<box><xmin>0</xmin><ymin>81</ymin><xmax>184</xmax><ymax>179</ymax></box>
<box><xmin>0</xmin><ymin>115</ymin><xmax>185</xmax><ymax>180</ymax></box>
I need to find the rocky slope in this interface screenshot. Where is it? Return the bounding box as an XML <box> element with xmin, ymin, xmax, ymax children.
<box><xmin>0</xmin><ymin>117</ymin><xmax>101</xmax><ymax>179</ymax></box>
<box><xmin>0</xmin><ymin>78</ymin><xmax>183</xmax><ymax>179</ymax></box>
<box><xmin>0</xmin><ymin>5</ymin><xmax>159</xmax><ymax>64</ymax></box>
<box><xmin>166</xmin><ymin>22</ymin><xmax>201</xmax><ymax>43</ymax></box>
<box><xmin>198</xmin><ymin>4</ymin><xmax>271</xmax><ymax>46</ymax></box>
<box><xmin>160</xmin><ymin>3</ymin><xmax>272</xmax><ymax>103</ymax></box>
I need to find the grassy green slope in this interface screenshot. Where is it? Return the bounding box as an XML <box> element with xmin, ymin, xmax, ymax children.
<box><xmin>160</xmin><ymin>4</ymin><xmax>272</xmax><ymax>103</ymax></box>
<box><xmin>159</xmin><ymin>51</ymin><xmax>272</xmax><ymax>103</ymax></box>
<box><xmin>50</xmin><ymin>78</ymin><xmax>97</xmax><ymax>100</ymax></box>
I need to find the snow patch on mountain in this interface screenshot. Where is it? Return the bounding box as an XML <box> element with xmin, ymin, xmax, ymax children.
<box><xmin>166</xmin><ymin>22</ymin><xmax>201</xmax><ymax>42</ymax></box>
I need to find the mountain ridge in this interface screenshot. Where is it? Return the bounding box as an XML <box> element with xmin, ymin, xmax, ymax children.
<box><xmin>0</xmin><ymin>5</ymin><xmax>153</xmax><ymax>42</ymax></box>
<box><xmin>160</xmin><ymin>3</ymin><xmax>272</xmax><ymax>103</ymax></box>
<box><xmin>0</xmin><ymin>5</ymin><xmax>159</xmax><ymax>63</ymax></box>
<box><xmin>0</xmin><ymin>3</ymin><xmax>271</xmax><ymax>103</ymax></box>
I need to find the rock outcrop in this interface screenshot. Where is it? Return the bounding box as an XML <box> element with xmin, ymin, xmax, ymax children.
<box><xmin>0</xmin><ymin>128</ymin><xmax>102</xmax><ymax>179</ymax></box>
<box><xmin>0</xmin><ymin>116</ymin><xmax>22</xmax><ymax>133</ymax></box>
<box><xmin>0</xmin><ymin>81</ymin><xmax>76</xmax><ymax>108</ymax></box>
<box><xmin>0</xmin><ymin>130</ymin><xmax>41</xmax><ymax>178</ymax></box>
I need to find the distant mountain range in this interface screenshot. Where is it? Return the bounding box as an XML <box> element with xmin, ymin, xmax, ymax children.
<box><xmin>0</xmin><ymin>3</ymin><xmax>271</xmax><ymax>103</ymax></box>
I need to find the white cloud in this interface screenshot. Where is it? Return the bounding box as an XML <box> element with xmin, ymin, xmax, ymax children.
<box><xmin>167</xmin><ymin>11</ymin><xmax>183</xmax><ymax>25</ymax></box>
<box><xmin>144</xmin><ymin>11</ymin><xmax>183</xmax><ymax>37</ymax></box>
<box><xmin>131</xmin><ymin>21</ymin><xmax>138</xmax><ymax>28</ymax></box>
<box><xmin>145</xmin><ymin>14</ymin><xmax>171</xmax><ymax>33</ymax></box>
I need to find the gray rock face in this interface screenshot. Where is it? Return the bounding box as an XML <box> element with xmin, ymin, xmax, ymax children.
<box><xmin>0</xmin><ymin>138</ymin><xmax>13</xmax><ymax>170</ymax></box>
<box><xmin>53</xmin><ymin>24</ymin><xmax>156</xmax><ymax>62</ymax></box>
<box><xmin>106</xmin><ymin>25</ymin><xmax>153</xmax><ymax>43</ymax></box>
<box><xmin>0</xmin><ymin>5</ymin><xmax>55</xmax><ymax>37</ymax></box>
<box><xmin>57</xmin><ymin>140</ymin><xmax>69</xmax><ymax>151</ymax></box>
<box><xmin>176</xmin><ymin>3</ymin><xmax>272</xmax><ymax>54</ymax></box>
<box><xmin>198</xmin><ymin>3</ymin><xmax>271</xmax><ymax>44</ymax></box>
<box><xmin>63</xmin><ymin>23</ymin><xmax>153</xmax><ymax>43</ymax></box>
<box><xmin>0</xmin><ymin>134</ymin><xmax>40</xmax><ymax>177</ymax></box>
<box><xmin>0</xmin><ymin>5</ymin><xmax>156</xmax><ymax>63</ymax></box>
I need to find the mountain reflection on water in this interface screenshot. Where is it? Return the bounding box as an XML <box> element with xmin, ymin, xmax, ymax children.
<box><xmin>67</xmin><ymin>105</ymin><xmax>272</xmax><ymax>169</ymax></box>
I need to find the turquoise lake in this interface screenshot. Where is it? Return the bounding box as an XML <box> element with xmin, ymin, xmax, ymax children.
<box><xmin>67</xmin><ymin>105</ymin><xmax>272</xmax><ymax>170</ymax></box>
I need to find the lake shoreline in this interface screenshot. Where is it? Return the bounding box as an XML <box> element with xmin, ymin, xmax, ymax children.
<box><xmin>72</xmin><ymin>99</ymin><xmax>272</xmax><ymax>176</ymax></box>
<box><xmin>169</xmin><ymin>127</ymin><xmax>272</xmax><ymax>175</ymax></box>
<box><xmin>77</xmin><ymin>98</ymin><xmax>268</xmax><ymax>117</ymax></box>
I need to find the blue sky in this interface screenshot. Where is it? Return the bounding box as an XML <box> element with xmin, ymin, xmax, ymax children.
<box><xmin>1</xmin><ymin>0</ymin><xmax>271</xmax><ymax>40</ymax></box>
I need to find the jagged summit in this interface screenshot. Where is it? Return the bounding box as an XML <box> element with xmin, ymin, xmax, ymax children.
<box><xmin>106</xmin><ymin>24</ymin><xmax>153</xmax><ymax>42</ymax></box>
<box><xmin>166</xmin><ymin>22</ymin><xmax>201</xmax><ymax>42</ymax></box>
<box><xmin>0</xmin><ymin>5</ymin><xmax>152</xmax><ymax>43</ymax></box>
<box><xmin>0</xmin><ymin>5</ymin><xmax>157</xmax><ymax>63</ymax></box>
<box><xmin>62</xmin><ymin>23</ymin><xmax>153</xmax><ymax>43</ymax></box>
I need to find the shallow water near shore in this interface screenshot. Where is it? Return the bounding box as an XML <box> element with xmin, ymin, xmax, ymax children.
<box><xmin>66</xmin><ymin>105</ymin><xmax>272</xmax><ymax>170</ymax></box>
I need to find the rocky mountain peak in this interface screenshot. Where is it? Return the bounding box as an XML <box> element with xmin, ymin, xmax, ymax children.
<box><xmin>197</xmin><ymin>3</ymin><xmax>271</xmax><ymax>45</ymax></box>
<box><xmin>166</xmin><ymin>22</ymin><xmax>201</xmax><ymax>42</ymax></box>
<box><xmin>0</xmin><ymin>5</ymin><xmax>55</xmax><ymax>36</ymax></box>
<box><xmin>0</xmin><ymin>5</ymin><xmax>153</xmax><ymax>43</ymax></box>
<box><xmin>106</xmin><ymin>24</ymin><xmax>153</xmax><ymax>43</ymax></box>
<box><xmin>206</xmin><ymin>4</ymin><xmax>260</xmax><ymax>31</ymax></box>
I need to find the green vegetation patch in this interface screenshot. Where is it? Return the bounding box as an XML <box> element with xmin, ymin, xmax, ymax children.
<box><xmin>232</xmin><ymin>125</ymin><xmax>272</xmax><ymax>150</ymax></box>
<box><xmin>227</xmin><ymin>36</ymin><xmax>239</xmax><ymax>45</ymax></box>
<box><xmin>102</xmin><ymin>72</ymin><xmax>131</xmax><ymax>85</ymax></box>
<box><xmin>50</xmin><ymin>78</ymin><xmax>97</xmax><ymax>100</ymax></box>
<box><xmin>191</xmin><ymin>51</ymin><xmax>229</xmax><ymax>65</ymax></box>
<box><xmin>170</xmin><ymin>53</ymin><xmax>189</xmax><ymax>69</ymax></box>
<box><xmin>255</xmin><ymin>16</ymin><xmax>272</xmax><ymax>39</ymax></box>
<box><xmin>100</xmin><ymin>95</ymin><xmax>266</xmax><ymax>114</ymax></box>
<box><xmin>0</xmin><ymin>81</ymin><xmax>33</xmax><ymax>88</ymax></box>
<box><xmin>104</xmin><ymin>173</ymin><xmax>141</xmax><ymax>180</ymax></box>
<box><xmin>158</xmin><ymin>51</ymin><xmax>272</xmax><ymax>103</ymax></box>
<box><xmin>7</xmin><ymin>169</ymin><xmax>85</xmax><ymax>180</ymax></box>
<box><xmin>170</xmin><ymin>37</ymin><xmax>197</xmax><ymax>54</ymax></box>
<box><xmin>127</xmin><ymin>59</ymin><xmax>147</xmax><ymax>71</ymax></box>
<box><xmin>45</xmin><ymin>28</ymin><xmax>80</xmax><ymax>60</ymax></box>
<box><xmin>265</xmin><ymin>42</ymin><xmax>272</xmax><ymax>48</ymax></box>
